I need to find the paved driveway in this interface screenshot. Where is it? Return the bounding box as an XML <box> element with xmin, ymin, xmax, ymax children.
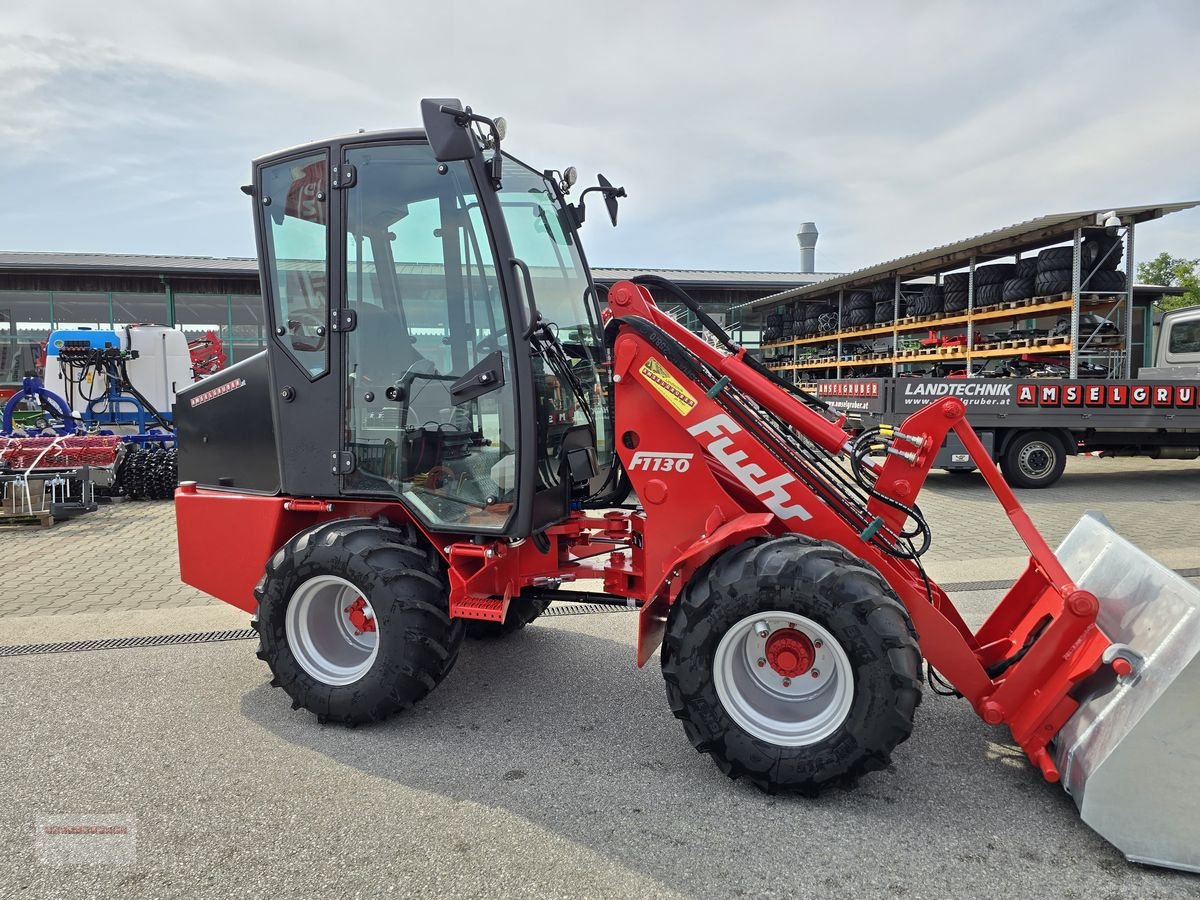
<box><xmin>1</xmin><ymin>455</ymin><xmax>1198</xmax><ymax>898</ymax></box>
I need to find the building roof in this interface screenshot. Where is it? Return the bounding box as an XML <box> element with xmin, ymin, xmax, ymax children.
<box><xmin>591</xmin><ymin>268</ymin><xmax>831</xmax><ymax>289</ymax></box>
<box><xmin>737</xmin><ymin>201</ymin><xmax>1200</xmax><ymax>311</ymax></box>
<box><xmin>0</xmin><ymin>251</ymin><xmax>260</xmax><ymax>277</ymax></box>
<box><xmin>0</xmin><ymin>251</ymin><xmax>832</xmax><ymax>291</ymax></box>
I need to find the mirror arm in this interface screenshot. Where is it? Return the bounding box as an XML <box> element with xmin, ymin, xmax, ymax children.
<box><xmin>437</xmin><ymin>104</ymin><xmax>504</xmax><ymax>188</ymax></box>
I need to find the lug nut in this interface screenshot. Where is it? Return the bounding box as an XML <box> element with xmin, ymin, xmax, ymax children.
<box><xmin>757</xmin><ymin>658</ymin><xmax>766</xmax><ymax>667</ymax></box>
<box><xmin>782</xmin><ymin>678</ymin><xmax>792</xmax><ymax>687</ymax></box>
<box><xmin>814</xmin><ymin>640</ymin><xmax>823</xmax><ymax>649</ymax></box>
<box><xmin>811</xmin><ymin>669</ymin><xmax>820</xmax><ymax>678</ymax></box>
<box><xmin>754</xmin><ymin>621</ymin><xmax>770</xmax><ymax>639</ymax></box>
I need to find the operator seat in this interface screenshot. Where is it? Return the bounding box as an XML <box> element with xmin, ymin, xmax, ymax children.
<box><xmin>349</xmin><ymin>302</ymin><xmax>454</xmax><ymax>429</ymax></box>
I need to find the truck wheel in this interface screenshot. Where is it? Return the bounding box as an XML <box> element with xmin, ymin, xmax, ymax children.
<box><xmin>662</xmin><ymin>535</ymin><xmax>922</xmax><ymax>794</ymax></box>
<box><xmin>254</xmin><ymin>517</ymin><xmax>463</xmax><ymax>725</ymax></box>
<box><xmin>464</xmin><ymin>595</ymin><xmax>552</xmax><ymax>638</ymax></box>
<box><xmin>1000</xmin><ymin>431</ymin><xmax>1066</xmax><ymax>489</ymax></box>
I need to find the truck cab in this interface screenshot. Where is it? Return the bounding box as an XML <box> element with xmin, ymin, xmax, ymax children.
<box><xmin>1147</xmin><ymin>304</ymin><xmax>1200</xmax><ymax>378</ymax></box>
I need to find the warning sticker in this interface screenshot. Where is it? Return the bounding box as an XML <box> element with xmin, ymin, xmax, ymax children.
<box><xmin>639</xmin><ymin>357</ymin><xmax>697</xmax><ymax>416</ymax></box>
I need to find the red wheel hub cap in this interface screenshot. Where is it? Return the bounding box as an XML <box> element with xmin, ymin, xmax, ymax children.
<box><xmin>345</xmin><ymin>597</ymin><xmax>376</xmax><ymax>634</ymax></box>
<box><xmin>765</xmin><ymin>629</ymin><xmax>815</xmax><ymax>677</ymax></box>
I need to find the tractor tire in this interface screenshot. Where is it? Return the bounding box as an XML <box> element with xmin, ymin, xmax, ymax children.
<box><xmin>942</xmin><ymin>290</ymin><xmax>968</xmax><ymax>313</ymax></box>
<box><xmin>943</xmin><ymin>273</ymin><xmax>970</xmax><ymax>293</ymax></box>
<box><xmin>1041</xmin><ymin>244</ymin><xmax>1099</xmax><ymax>273</ymax></box>
<box><xmin>871</xmin><ymin>281</ymin><xmax>894</xmax><ymax>302</ymax></box>
<box><xmin>874</xmin><ymin>300</ymin><xmax>894</xmax><ymax>323</ymax></box>
<box><xmin>661</xmin><ymin>535</ymin><xmax>922</xmax><ymax>795</ymax></box>
<box><xmin>1085</xmin><ymin>234</ymin><xmax>1123</xmax><ymax>270</ymax></box>
<box><xmin>976</xmin><ymin>282</ymin><xmax>1005</xmax><ymax>306</ymax></box>
<box><xmin>1015</xmin><ymin>257</ymin><xmax>1038</xmax><ymax>279</ymax></box>
<box><xmin>844</xmin><ymin>306</ymin><xmax>873</xmax><ymax>328</ymax></box>
<box><xmin>1034</xmin><ymin>268</ymin><xmax>1073</xmax><ymax>296</ymax></box>
<box><xmin>1002</xmin><ymin>277</ymin><xmax>1035</xmax><ymax>302</ymax></box>
<box><xmin>1000</xmin><ymin>431</ymin><xmax>1067</xmax><ymax>489</ymax></box>
<box><xmin>974</xmin><ymin>263</ymin><xmax>1016</xmax><ymax>286</ymax></box>
<box><xmin>254</xmin><ymin>517</ymin><xmax>464</xmax><ymax>725</ymax></box>
<box><xmin>918</xmin><ymin>286</ymin><xmax>944</xmax><ymax>315</ymax></box>
<box><xmin>1085</xmin><ymin>268</ymin><xmax>1126</xmax><ymax>293</ymax></box>
<box><xmin>464</xmin><ymin>594</ymin><xmax>553</xmax><ymax>638</ymax></box>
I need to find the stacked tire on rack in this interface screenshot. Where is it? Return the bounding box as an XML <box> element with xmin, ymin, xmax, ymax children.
<box><xmin>1002</xmin><ymin>257</ymin><xmax>1039</xmax><ymax>303</ymax></box>
<box><xmin>763</xmin><ymin>310</ymin><xmax>783</xmax><ymax>343</ymax></box>
<box><xmin>844</xmin><ymin>291</ymin><xmax>874</xmax><ymax>327</ymax></box>
<box><xmin>1034</xmin><ymin>235</ymin><xmax>1126</xmax><ymax>296</ymax></box>
<box><xmin>972</xmin><ymin>264</ymin><xmax>1016</xmax><ymax>308</ymax></box>
<box><xmin>906</xmin><ymin>284</ymin><xmax>944</xmax><ymax>317</ymax></box>
<box><xmin>802</xmin><ymin>301</ymin><xmax>835</xmax><ymax>336</ymax></box>
<box><xmin>942</xmin><ymin>273</ymin><xmax>969</xmax><ymax>313</ymax></box>
<box><xmin>872</xmin><ymin>281</ymin><xmax>894</xmax><ymax>324</ymax></box>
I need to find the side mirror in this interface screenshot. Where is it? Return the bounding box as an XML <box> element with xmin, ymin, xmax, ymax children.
<box><xmin>421</xmin><ymin>97</ymin><xmax>478</xmax><ymax>162</ymax></box>
<box><xmin>598</xmin><ymin>174</ymin><xmax>626</xmax><ymax>226</ymax></box>
<box><xmin>573</xmin><ymin>175</ymin><xmax>627</xmax><ymax>228</ymax></box>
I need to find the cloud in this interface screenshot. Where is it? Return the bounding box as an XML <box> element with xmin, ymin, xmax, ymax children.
<box><xmin>0</xmin><ymin>0</ymin><xmax>1197</xmax><ymax>270</ymax></box>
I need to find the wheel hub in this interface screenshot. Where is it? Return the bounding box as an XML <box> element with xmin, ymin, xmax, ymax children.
<box><xmin>344</xmin><ymin>597</ymin><xmax>376</xmax><ymax>635</ymax></box>
<box><xmin>713</xmin><ymin>611</ymin><xmax>855</xmax><ymax>748</ymax></box>
<box><xmin>765</xmin><ymin>628</ymin><xmax>815</xmax><ymax>678</ymax></box>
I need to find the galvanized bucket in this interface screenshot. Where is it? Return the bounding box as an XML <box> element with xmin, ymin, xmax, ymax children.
<box><xmin>1053</xmin><ymin>512</ymin><xmax>1200</xmax><ymax>873</ymax></box>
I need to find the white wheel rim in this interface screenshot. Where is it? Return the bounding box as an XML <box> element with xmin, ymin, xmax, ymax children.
<box><xmin>285</xmin><ymin>575</ymin><xmax>379</xmax><ymax>686</ymax></box>
<box><xmin>713</xmin><ymin>611</ymin><xmax>854</xmax><ymax>747</ymax></box>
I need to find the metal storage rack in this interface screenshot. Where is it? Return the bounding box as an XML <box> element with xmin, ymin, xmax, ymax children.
<box><xmin>752</xmin><ymin>204</ymin><xmax>1200</xmax><ymax>383</ymax></box>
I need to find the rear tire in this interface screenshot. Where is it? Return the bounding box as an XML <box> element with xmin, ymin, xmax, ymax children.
<box><xmin>661</xmin><ymin>535</ymin><xmax>922</xmax><ymax>794</ymax></box>
<box><xmin>254</xmin><ymin>517</ymin><xmax>463</xmax><ymax>725</ymax></box>
<box><xmin>1000</xmin><ymin>431</ymin><xmax>1067</xmax><ymax>489</ymax></box>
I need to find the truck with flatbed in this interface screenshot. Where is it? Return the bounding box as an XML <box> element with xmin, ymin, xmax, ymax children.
<box><xmin>813</xmin><ymin>304</ymin><xmax>1200</xmax><ymax>487</ymax></box>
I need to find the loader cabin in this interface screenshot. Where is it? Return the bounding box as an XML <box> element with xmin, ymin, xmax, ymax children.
<box><xmin>228</xmin><ymin>102</ymin><xmax>616</xmax><ymax>537</ymax></box>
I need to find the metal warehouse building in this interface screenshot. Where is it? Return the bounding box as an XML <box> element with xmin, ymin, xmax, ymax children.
<box><xmin>0</xmin><ymin>252</ymin><xmax>827</xmax><ymax>384</ymax></box>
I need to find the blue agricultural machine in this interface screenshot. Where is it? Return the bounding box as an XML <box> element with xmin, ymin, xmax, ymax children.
<box><xmin>1</xmin><ymin>326</ymin><xmax>195</xmax><ymax>521</ymax></box>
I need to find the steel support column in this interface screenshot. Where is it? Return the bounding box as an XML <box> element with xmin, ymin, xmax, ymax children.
<box><xmin>836</xmin><ymin>290</ymin><xmax>844</xmax><ymax>378</ymax></box>
<box><xmin>1070</xmin><ymin>228</ymin><xmax>1082</xmax><ymax>379</ymax></box>
<box><xmin>1123</xmin><ymin>222</ymin><xmax>1135</xmax><ymax>378</ymax></box>
<box><xmin>966</xmin><ymin>256</ymin><xmax>976</xmax><ymax>376</ymax></box>
<box><xmin>892</xmin><ymin>277</ymin><xmax>901</xmax><ymax>377</ymax></box>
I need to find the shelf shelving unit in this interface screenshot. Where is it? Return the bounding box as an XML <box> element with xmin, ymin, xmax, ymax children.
<box><xmin>757</xmin><ymin>218</ymin><xmax>1140</xmax><ymax>382</ymax></box>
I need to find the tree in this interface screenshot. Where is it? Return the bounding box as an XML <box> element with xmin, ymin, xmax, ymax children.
<box><xmin>1137</xmin><ymin>252</ymin><xmax>1200</xmax><ymax>311</ymax></box>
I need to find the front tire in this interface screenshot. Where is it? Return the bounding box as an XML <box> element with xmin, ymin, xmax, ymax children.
<box><xmin>662</xmin><ymin>535</ymin><xmax>922</xmax><ymax>794</ymax></box>
<box><xmin>255</xmin><ymin>517</ymin><xmax>463</xmax><ymax>725</ymax></box>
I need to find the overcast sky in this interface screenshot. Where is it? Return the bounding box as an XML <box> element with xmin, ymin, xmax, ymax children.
<box><xmin>1</xmin><ymin>0</ymin><xmax>1197</xmax><ymax>276</ymax></box>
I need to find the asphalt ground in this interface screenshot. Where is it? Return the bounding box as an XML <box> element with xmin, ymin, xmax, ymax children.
<box><xmin>2</xmin><ymin>455</ymin><xmax>1199</xmax><ymax>898</ymax></box>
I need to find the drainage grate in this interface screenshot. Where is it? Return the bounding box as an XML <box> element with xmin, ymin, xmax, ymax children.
<box><xmin>0</xmin><ymin>629</ymin><xmax>257</xmax><ymax>659</ymax></box>
<box><xmin>543</xmin><ymin>602</ymin><xmax>637</xmax><ymax>617</ymax></box>
<box><xmin>0</xmin><ymin>604</ymin><xmax>632</xmax><ymax>658</ymax></box>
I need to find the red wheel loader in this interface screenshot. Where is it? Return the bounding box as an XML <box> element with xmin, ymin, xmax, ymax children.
<box><xmin>175</xmin><ymin>99</ymin><xmax>1199</xmax><ymax>872</ymax></box>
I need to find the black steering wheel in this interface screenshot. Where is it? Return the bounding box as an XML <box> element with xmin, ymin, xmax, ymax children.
<box><xmin>286</xmin><ymin>308</ymin><xmax>327</xmax><ymax>353</ymax></box>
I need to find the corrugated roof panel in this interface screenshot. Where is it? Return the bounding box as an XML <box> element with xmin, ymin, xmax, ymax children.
<box><xmin>737</xmin><ymin>201</ymin><xmax>1200</xmax><ymax>310</ymax></box>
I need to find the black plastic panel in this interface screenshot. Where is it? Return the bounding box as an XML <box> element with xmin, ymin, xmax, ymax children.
<box><xmin>175</xmin><ymin>351</ymin><xmax>280</xmax><ymax>493</ymax></box>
